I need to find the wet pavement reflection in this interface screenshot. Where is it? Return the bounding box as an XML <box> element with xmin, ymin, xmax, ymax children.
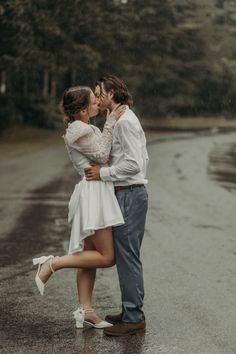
<box><xmin>0</xmin><ymin>169</ymin><xmax>161</xmax><ymax>354</ymax></box>
<box><xmin>0</xmin><ymin>174</ymin><xmax>75</xmax><ymax>268</ymax></box>
<box><xmin>1</xmin><ymin>133</ymin><xmax>236</xmax><ymax>354</ymax></box>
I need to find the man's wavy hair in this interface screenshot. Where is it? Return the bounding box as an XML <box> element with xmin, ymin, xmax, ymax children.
<box><xmin>97</xmin><ymin>75</ymin><xmax>133</xmax><ymax>106</ymax></box>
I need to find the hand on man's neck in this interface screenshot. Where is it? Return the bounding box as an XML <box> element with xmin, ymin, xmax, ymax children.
<box><xmin>110</xmin><ymin>101</ymin><xmax>121</xmax><ymax>112</ymax></box>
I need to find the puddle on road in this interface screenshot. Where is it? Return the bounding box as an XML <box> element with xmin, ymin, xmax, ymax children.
<box><xmin>0</xmin><ymin>172</ymin><xmax>77</xmax><ymax>268</ymax></box>
<box><xmin>208</xmin><ymin>142</ymin><xmax>236</xmax><ymax>191</ymax></box>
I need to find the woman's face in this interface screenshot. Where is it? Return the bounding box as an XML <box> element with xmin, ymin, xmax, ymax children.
<box><xmin>87</xmin><ymin>91</ymin><xmax>99</xmax><ymax>118</ymax></box>
<box><xmin>95</xmin><ymin>83</ymin><xmax>112</xmax><ymax>112</ymax></box>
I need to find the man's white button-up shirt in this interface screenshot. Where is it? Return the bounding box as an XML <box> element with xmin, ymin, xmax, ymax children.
<box><xmin>100</xmin><ymin>106</ymin><xmax>149</xmax><ymax>186</ymax></box>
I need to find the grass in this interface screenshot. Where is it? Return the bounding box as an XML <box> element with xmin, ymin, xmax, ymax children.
<box><xmin>141</xmin><ymin>116</ymin><xmax>236</xmax><ymax>131</ymax></box>
<box><xmin>1</xmin><ymin>117</ymin><xmax>236</xmax><ymax>160</ymax></box>
<box><xmin>0</xmin><ymin>125</ymin><xmax>64</xmax><ymax>160</ymax></box>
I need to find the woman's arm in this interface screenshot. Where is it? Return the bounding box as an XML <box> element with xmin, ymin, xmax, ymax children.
<box><xmin>72</xmin><ymin>106</ymin><xmax>126</xmax><ymax>164</ymax></box>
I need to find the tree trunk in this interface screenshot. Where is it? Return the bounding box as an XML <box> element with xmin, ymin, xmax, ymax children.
<box><xmin>70</xmin><ymin>68</ymin><xmax>77</xmax><ymax>86</ymax></box>
<box><xmin>43</xmin><ymin>69</ymin><xmax>49</xmax><ymax>98</ymax></box>
<box><xmin>50</xmin><ymin>78</ymin><xmax>57</xmax><ymax>101</ymax></box>
<box><xmin>23</xmin><ymin>71</ymin><xmax>28</xmax><ymax>97</ymax></box>
<box><xmin>0</xmin><ymin>71</ymin><xmax>6</xmax><ymax>94</ymax></box>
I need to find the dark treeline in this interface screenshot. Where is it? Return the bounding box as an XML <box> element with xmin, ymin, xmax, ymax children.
<box><xmin>1</xmin><ymin>0</ymin><xmax>236</xmax><ymax>131</ymax></box>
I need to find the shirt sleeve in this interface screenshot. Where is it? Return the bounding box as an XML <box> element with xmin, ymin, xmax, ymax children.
<box><xmin>100</xmin><ymin>120</ymin><xmax>142</xmax><ymax>182</ymax></box>
<box><xmin>71</xmin><ymin>115</ymin><xmax>117</xmax><ymax>164</ymax></box>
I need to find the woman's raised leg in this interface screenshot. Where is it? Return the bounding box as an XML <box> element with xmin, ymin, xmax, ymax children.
<box><xmin>37</xmin><ymin>227</ymin><xmax>115</xmax><ymax>285</ymax></box>
<box><xmin>52</xmin><ymin>227</ymin><xmax>115</xmax><ymax>271</ymax></box>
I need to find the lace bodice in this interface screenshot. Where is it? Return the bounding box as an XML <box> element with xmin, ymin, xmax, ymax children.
<box><xmin>63</xmin><ymin>116</ymin><xmax>116</xmax><ymax>176</ymax></box>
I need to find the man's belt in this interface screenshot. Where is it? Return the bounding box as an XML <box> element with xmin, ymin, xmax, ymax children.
<box><xmin>114</xmin><ymin>184</ymin><xmax>144</xmax><ymax>192</ymax></box>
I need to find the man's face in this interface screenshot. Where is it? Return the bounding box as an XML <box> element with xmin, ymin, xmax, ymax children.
<box><xmin>94</xmin><ymin>83</ymin><xmax>113</xmax><ymax>113</ymax></box>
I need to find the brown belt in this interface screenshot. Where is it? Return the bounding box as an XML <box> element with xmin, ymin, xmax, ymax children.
<box><xmin>114</xmin><ymin>184</ymin><xmax>144</xmax><ymax>192</ymax></box>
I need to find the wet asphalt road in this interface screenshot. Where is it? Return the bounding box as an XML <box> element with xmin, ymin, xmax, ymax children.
<box><xmin>0</xmin><ymin>132</ymin><xmax>236</xmax><ymax>354</ymax></box>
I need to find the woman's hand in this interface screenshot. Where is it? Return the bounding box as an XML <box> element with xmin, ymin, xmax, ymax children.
<box><xmin>108</xmin><ymin>104</ymin><xmax>126</xmax><ymax>120</ymax></box>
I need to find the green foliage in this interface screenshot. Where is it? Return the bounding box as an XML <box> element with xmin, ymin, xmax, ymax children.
<box><xmin>215</xmin><ymin>0</ymin><xmax>225</xmax><ymax>9</ymax></box>
<box><xmin>1</xmin><ymin>0</ymin><xmax>236</xmax><ymax>132</ymax></box>
<box><xmin>15</xmin><ymin>95</ymin><xmax>61</xmax><ymax>128</ymax></box>
<box><xmin>0</xmin><ymin>95</ymin><xmax>17</xmax><ymax>132</ymax></box>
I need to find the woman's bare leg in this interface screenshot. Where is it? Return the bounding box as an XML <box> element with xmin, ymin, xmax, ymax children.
<box><xmin>38</xmin><ymin>227</ymin><xmax>115</xmax><ymax>283</ymax></box>
<box><xmin>76</xmin><ymin>237</ymin><xmax>104</xmax><ymax>323</ymax></box>
<box><xmin>37</xmin><ymin>227</ymin><xmax>115</xmax><ymax>323</ymax></box>
<box><xmin>77</xmin><ymin>236</ymin><xmax>96</xmax><ymax>309</ymax></box>
<box><xmin>52</xmin><ymin>227</ymin><xmax>115</xmax><ymax>270</ymax></box>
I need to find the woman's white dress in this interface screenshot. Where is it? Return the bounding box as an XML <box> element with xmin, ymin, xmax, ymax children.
<box><xmin>63</xmin><ymin>116</ymin><xmax>124</xmax><ymax>254</ymax></box>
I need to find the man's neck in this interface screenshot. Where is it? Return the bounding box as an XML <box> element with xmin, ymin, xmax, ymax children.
<box><xmin>110</xmin><ymin>101</ymin><xmax>119</xmax><ymax>112</ymax></box>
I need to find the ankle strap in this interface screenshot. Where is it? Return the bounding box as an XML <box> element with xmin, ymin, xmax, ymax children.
<box><xmin>84</xmin><ymin>308</ymin><xmax>94</xmax><ymax>313</ymax></box>
<box><xmin>49</xmin><ymin>258</ymin><xmax>55</xmax><ymax>273</ymax></box>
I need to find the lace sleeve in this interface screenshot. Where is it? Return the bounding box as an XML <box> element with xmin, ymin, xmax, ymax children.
<box><xmin>65</xmin><ymin>120</ymin><xmax>91</xmax><ymax>145</ymax></box>
<box><xmin>71</xmin><ymin>115</ymin><xmax>117</xmax><ymax>164</ymax></box>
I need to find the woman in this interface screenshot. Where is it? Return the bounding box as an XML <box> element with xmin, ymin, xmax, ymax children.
<box><xmin>32</xmin><ymin>86</ymin><xmax>125</xmax><ymax>329</ymax></box>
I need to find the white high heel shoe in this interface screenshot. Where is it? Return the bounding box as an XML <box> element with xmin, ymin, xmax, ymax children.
<box><xmin>73</xmin><ymin>307</ymin><xmax>85</xmax><ymax>329</ymax></box>
<box><xmin>73</xmin><ymin>307</ymin><xmax>113</xmax><ymax>329</ymax></box>
<box><xmin>32</xmin><ymin>255</ymin><xmax>55</xmax><ymax>296</ymax></box>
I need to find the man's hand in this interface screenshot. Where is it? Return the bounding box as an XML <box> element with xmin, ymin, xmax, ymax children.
<box><xmin>84</xmin><ymin>163</ymin><xmax>101</xmax><ymax>181</ymax></box>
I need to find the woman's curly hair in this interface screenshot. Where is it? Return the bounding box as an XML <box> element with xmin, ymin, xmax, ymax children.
<box><xmin>60</xmin><ymin>86</ymin><xmax>91</xmax><ymax>126</ymax></box>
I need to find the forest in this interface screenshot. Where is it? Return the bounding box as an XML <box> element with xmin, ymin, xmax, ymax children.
<box><xmin>1</xmin><ymin>0</ymin><xmax>236</xmax><ymax>131</ymax></box>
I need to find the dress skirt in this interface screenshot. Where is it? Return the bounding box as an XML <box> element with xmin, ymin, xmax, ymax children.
<box><xmin>68</xmin><ymin>177</ymin><xmax>124</xmax><ymax>254</ymax></box>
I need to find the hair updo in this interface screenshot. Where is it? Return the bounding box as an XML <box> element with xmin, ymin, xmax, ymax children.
<box><xmin>61</xmin><ymin>86</ymin><xmax>91</xmax><ymax>125</ymax></box>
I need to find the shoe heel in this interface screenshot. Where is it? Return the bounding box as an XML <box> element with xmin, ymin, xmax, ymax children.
<box><xmin>73</xmin><ymin>306</ymin><xmax>85</xmax><ymax>329</ymax></box>
<box><xmin>33</xmin><ymin>257</ymin><xmax>41</xmax><ymax>265</ymax></box>
<box><xmin>32</xmin><ymin>255</ymin><xmax>53</xmax><ymax>266</ymax></box>
<box><xmin>76</xmin><ymin>320</ymin><xmax>84</xmax><ymax>329</ymax></box>
<box><xmin>32</xmin><ymin>256</ymin><xmax>47</xmax><ymax>265</ymax></box>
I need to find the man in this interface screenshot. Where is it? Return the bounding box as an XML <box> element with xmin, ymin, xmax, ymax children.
<box><xmin>85</xmin><ymin>75</ymin><xmax>148</xmax><ymax>336</ymax></box>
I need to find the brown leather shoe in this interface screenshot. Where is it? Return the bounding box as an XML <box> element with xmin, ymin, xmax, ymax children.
<box><xmin>105</xmin><ymin>313</ymin><xmax>123</xmax><ymax>325</ymax></box>
<box><xmin>104</xmin><ymin>320</ymin><xmax>146</xmax><ymax>336</ymax></box>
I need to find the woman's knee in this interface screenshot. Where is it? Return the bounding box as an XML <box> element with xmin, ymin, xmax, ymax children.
<box><xmin>102</xmin><ymin>254</ymin><xmax>116</xmax><ymax>268</ymax></box>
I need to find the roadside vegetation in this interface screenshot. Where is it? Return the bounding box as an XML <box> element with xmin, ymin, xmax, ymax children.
<box><xmin>1</xmin><ymin>0</ymin><xmax>236</xmax><ymax>132</ymax></box>
<box><xmin>0</xmin><ymin>125</ymin><xmax>63</xmax><ymax>160</ymax></box>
